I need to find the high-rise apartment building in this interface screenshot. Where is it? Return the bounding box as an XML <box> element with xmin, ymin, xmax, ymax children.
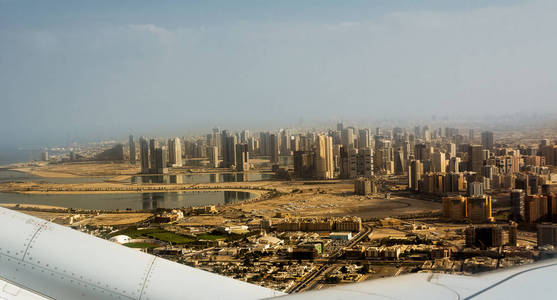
<box><xmin>139</xmin><ymin>137</ymin><xmax>150</xmax><ymax>174</ymax></box>
<box><xmin>467</xmin><ymin>195</ymin><xmax>493</xmax><ymax>223</ymax></box>
<box><xmin>337</xmin><ymin>122</ymin><xmax>344</xmax><ymax>131</ymax></box>
<box><xmin>129</xmin><ymin>135</ymin><xmax>136</xmax><ymax>163</ymax></box>
<box><xmin>208</xmin><ymin>146</ymin><xmax>219</xmax><ymax>168</ymax></box>
<box><xmin>392</xmin><ymin>148</ymin><xmax>404</xmax><ymax>175</ymax></box>
<box><xmin>168</xmin><ymin>137</ymin><xmax>182</xmax><ymax>167</ymax></box>
<box><xmin>481</xmin><ymin>131</ymin><xmax>494</xmax><ymax>150</ymax></box>
<box><xmin>240</xmin><ymin>130</ymin><xmax>250</xmax><ymax>143</ymax></box>
<box><xmin>468</xmin><ymin>145</ymin><xmax>484</xmax><ymax>173</ymax></box>
<box><xmin>294</xmin><ymin>151</ymin><xmax>315</xmax><ymax>179</ymax></box>
<box><xmin>223</xmin><ymin>134</ymin><xmax>237</xmax><ymax>168</ymax></box>
<box><xmin>468</xmin><ymin>181</ymin><xmax>484</xmax><ymax>197</ymax></box>
<box><xmin>270</xmin><ymin>134</ymin><xmax>280</xmax><ymax>164</ymax></box>
<box><xmin>340</xmin><ymin>147</ymin><xmax>358</xmax><ymax>179</ymax></box>
<box><xmin>449</xmin><ymin>157</ymin><xmax>460</xmax><ymax>173</ymax></box>
<box><xmin>153</xmin><ymin>146</ymin><xmax>168</xmax><ymax>174</ymax></box>
<box><xmin>149</xmin><ymin>139</ymin><xmax>158</xmax><ymax>172</ymax></box>
<box><xmin>538</xmin><ymin>223</ymin><xmax>557</xmax><ymax>247</ymax></box>
<box><xmin>510</xmin><ymin>189</ymin><xmax>525</xmax><ymax>221</ymax></box>
<box><xmin>447</xmin><ymin>143</ymin><xmax>456</xmax><ymax>158</ymax></box>
<box><xmin>408</xmin><ymin>160</ymin><xmax>423</xmax><ymax>191</ymax></box>
<box><xmin>315</xmin><ymin>135</ymin><xmax>334</xmax><ymax>179</ymax></box>
<box><xmin>235</xmin><ymin>143</ymin><xmax>250</xmax><ymax>171</ymax></box>
<box><xmin>357</xmin><ymin>148</ymin><xmax>374</xmax><ymax>177</ymax></box>
<box><xmin>442</xmin><ymin>195</ymin><xmax>468</xmax><ymax>221</ymax></box>
<box><xmin>432</xmin><ymin>151</ymin><xmax>446</xmax><ymax>173</ymax></box>
<box><xmin>280</xmin><ymin>130</ymin><xmax>291</xmax><ymax>156</ymax></box>
<box><xmin>341</xmin><ymin>128</ymin><xmax>354</xmax><ymax>150</ymax></box>
<box><xmin>358</xmin><ymin>129</ymin><xmax>370</xmax><ymax>149</ymax></box>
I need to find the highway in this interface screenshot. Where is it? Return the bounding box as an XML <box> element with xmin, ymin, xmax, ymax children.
<box><xmin>287</xmin><ymin>225</ymin><xmax>372</xmax><ymax>293</ymax></box>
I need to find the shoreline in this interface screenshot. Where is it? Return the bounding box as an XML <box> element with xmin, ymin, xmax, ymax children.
<box><xmin>9</xmin><ymin>188</ymin><xmax>266</xmax><ymax>196</ymax></box>
<box><xmin>8</xmin><ymin>162</ymin><xmax>274</xmax><ymax>179</ymax></box>
<box><xmin>13</xmin><ymin>167</ymin><xmax>81</xmax><ymax>178</ymax></box>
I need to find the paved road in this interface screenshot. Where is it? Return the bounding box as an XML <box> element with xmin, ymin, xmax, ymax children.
<box><xmin>287</xmin><ymin>225</ymin><xmax>373</xmax><ymax>293</ymax></box>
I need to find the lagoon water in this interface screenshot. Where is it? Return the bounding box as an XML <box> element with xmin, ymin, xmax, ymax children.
<box><xmin>0</xmin><ymin>169</ymin><xmax>110</xmax><ymax>184</ymax></box>
<box><xmin>128</xmin><ymin>172</ymin><xmax>273</xmax><ymax>184</ymax></box>
<box><xmin>0</xmin><ymin>190</ymin><xmax>257</xmax><ymax>210</ymax></box>
<box><xmin>0</xmin><ymin>169</ymin><xmax>274</xmax><ymax>185</ymax></box>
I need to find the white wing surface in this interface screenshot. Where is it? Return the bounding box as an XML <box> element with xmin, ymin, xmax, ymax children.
<box><xmin>274</xmin><ymin>257</ymin><xmax>557</xmax><ymax>299</ymax></box>
<box><xmin>0</xmin><ymin>207</ymin><xmax>283</xmax><ymax>300</ymax></box>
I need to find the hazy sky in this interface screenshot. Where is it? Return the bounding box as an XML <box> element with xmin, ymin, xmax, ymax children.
<box><xmin>1</xmin><ymin>0</ymin><xmax>557</xmax><ymax>147</ymax></box>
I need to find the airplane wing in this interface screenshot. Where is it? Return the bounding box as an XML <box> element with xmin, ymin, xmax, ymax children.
<box><xmin>1</xmin><ymin>206</ymin><xmax>554</xmax><ymax>300</ymax></box>
<box><xmin>275</xmin><ymin>258</ymin><xmax>557</xmax><ymax>299</ymax></box>
<box><xmin>0</xmin><ymin>207</ymin><xmax>283</xmax><ymax>300</ymax></box>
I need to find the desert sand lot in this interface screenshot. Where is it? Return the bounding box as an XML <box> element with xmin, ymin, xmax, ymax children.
<box><xmin>16</xmin><ymin>162</ymin><xmax>141</xmax><ymax>178</ymax></box>
<box><xmin>1</xmin><ymin>162</ymin><xmax>441</xmax><ymax>225</ymax></box>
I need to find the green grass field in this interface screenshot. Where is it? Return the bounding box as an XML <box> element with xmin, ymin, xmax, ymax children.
<box><xmin>196</xmin><ymin>233</ymin><xmax>227</xmax><ymax>241</ymax></box>
<box><xmin>109</xmin><ymin>227</ymin><xmax>247</xmax><ymax>245</ymax></box>
<box><xmin>147</xmin><ymin>232</ymin><xmax>195</xmax><ymax>244</ymax></box>
<box><xmin>124</xmin><ymin>242</ymin><xmax>159</xmax><ymax>249</ymax></box>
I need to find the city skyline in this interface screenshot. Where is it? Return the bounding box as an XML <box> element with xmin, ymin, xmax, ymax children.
<box><xmin>2</xmin><ymin>0</ymin><xmax>557</xmax><ymax>147</ymax></box>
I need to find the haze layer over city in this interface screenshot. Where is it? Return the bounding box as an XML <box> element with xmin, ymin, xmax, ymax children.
<box><xmin>2</xmin><ymin>0</ymin><xmax>557</xmax><ymax>148</ymax></box>
<box><xmin>1</xmin><ymin>1</ymin><xmax>557</xmax><ymax>299</ymax></box>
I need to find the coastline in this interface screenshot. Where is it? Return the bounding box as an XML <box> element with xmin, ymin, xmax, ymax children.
<box><xmin>12</xmin><ymin>188</ymin><xmax>265</xmax><ymax>196</ymax></box>
<box><xmin>11</xmin><ymin>167</ymin><xmax>81</xmax><ymax>178</ymax></box>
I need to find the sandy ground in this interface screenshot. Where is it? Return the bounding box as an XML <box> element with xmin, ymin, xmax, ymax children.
<box><xmin>3</xmin><ymin>162</ymin><xmax>441</xmax><ymax>224</ymax></box>
<box><xmin>75</xmin><ymin>213</ymin><xmax>152</xmax><ymax>226</ymax></box>
<box><xmin>229</xmin><ymin>191</ymin><xmax>440</xmax><ymax>220</ymax></box>
<box><xmin>0</xmin><ymin>177</ymin><xmax>440</xmax><ymax>221</ymax></box>
<box><xmin>12</xmin><ymin>161</ymin><xmax>274</xmax><ymax>178</ymax></box>
<box><xmin>1</xmin><ymin>203</ymin><xmax>153</xmax><ymax>226</ymax></box>
<box><xmin>13</xmin><ymin>162</ymin><xmax>140</xmax><ymax>177</ymax></box>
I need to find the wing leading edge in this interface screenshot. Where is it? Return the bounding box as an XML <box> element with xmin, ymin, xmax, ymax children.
<box><xmin>0</xmin><ymin>207</ymin><xmax>283</xmax><ymax>300</ymax></box>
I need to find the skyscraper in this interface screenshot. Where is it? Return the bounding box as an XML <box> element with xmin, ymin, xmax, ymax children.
<box><xmin>235</xmin><ymin>143</ymin><xmax>250</xmax><ymax>171</ymax></box>
<box><xmin>468</xmin><ymin>181</ymin><xmax>484</xmax><ymax>197</ymax></box>
<box><xmin>337</xmin><ymin>122</ymin><xmax>344</xmax><ymax>131</ymax></box>
<box><xmin>315</xmin><ymin>135</ymin><xmax>334</xmax><ymax>179</ymax></box>
<box><xmin>341</xmin><ymin>128</ymin><xmax>354</xmax><ymax>149</ymax></box>
<box><xmin>139</xmin><ymin>137</ymin><xmax>150</xmax><ymax>174</ymax></box>
<box><xmin>432</xmin><ymin>151</ymin><xmax>446</xmax><ymax>173</ymax></box>
<box><xmin>129</xmin><ymin>135</ymin><xmax>136</xmax><ymax>164</ymax></box>
<box><xmin>280</xmin><ymin>130</ymin><xmax>291</xmax><ymax>156</ymax></box>
<box><xmin>208</xmin><ymin>146</ymin><xmax>219</xmax><ymax>168</ymax></box>
<box><xmin>449</xmin><ymin>157</ymin><xmax>460</xmax><ymax>173</ymax></box>
<box><xmin>149</xmin><ymin>139</ymin><xmax>158</xmax><ymax>172</ymax></box>
<box><xmin>168</xmin><ymin>137</ymin><xmax>182</xmax><ymax>167</ymax></box>
<box><xmin>223</xmin><ymin>134</ymin><xmax>237</xmax><ymax>168</ymax></box>
<box><xmin>468</xmin><ymin>145</ymin><xmax>484</xmax><ymax>173</ymax></box>
<box><xmin>240</xmin><ymin>130</ymin><xmax>250</xmax><ymax>143</ymax></box>
<box><xmin>270</xmin><ymin>134</ymin><xmax>280</xmax><ymax>164</ymax></box>
<box><xmin>154</xmin><ymin>146</ymin><xmax>168</xmax><ymax>174</ymax></box>
<box><xmin>510</xmin><ymin>189</ymin><xmax>525</xmax><ymax>221</ymax></box>
<box><xmin>414</xmin><ymin>143</ymin><xmax>431</xmax><ymax>161</ymax></box>
<box><xmin>358</xmin><ymin>129</ymin><xmax>370</xmax><ymax>149</ymax></box>
<box><xmin>294</xmin><ymin>151</ymin><xmax>315</xmax><ymax>178</ymax></box>
<box><xmin>340</xmin><ymin>147</ymin><xmax>358</xmax><ymax>179</ymax></box>
<box><xmin>447</xmin><ymin>143</ymin><xmax>456</xmax><ymax>158</ymax></box>
<box><xmin>393</xmin><ymin>148</ymin><xmax>406</xmax><ymax>175</ymax></box>
<box><xmin>481</xmin><ymin>131</ymin><xmax>494</xmax><ymax>150</ymax></box>
<box><xmin>408</xmin><ymin>160</ymin><xmax>423</xmax><ymax>191</ymax></box>
<box><xmin>467</xmin><ymin>195</ymin><xmax>493</xmax><ymax>223</ymax></box>
<box><xmin>357</xmin><ymin>148</ymin><xmax>374</xmax><ymax>177</ymax></box>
